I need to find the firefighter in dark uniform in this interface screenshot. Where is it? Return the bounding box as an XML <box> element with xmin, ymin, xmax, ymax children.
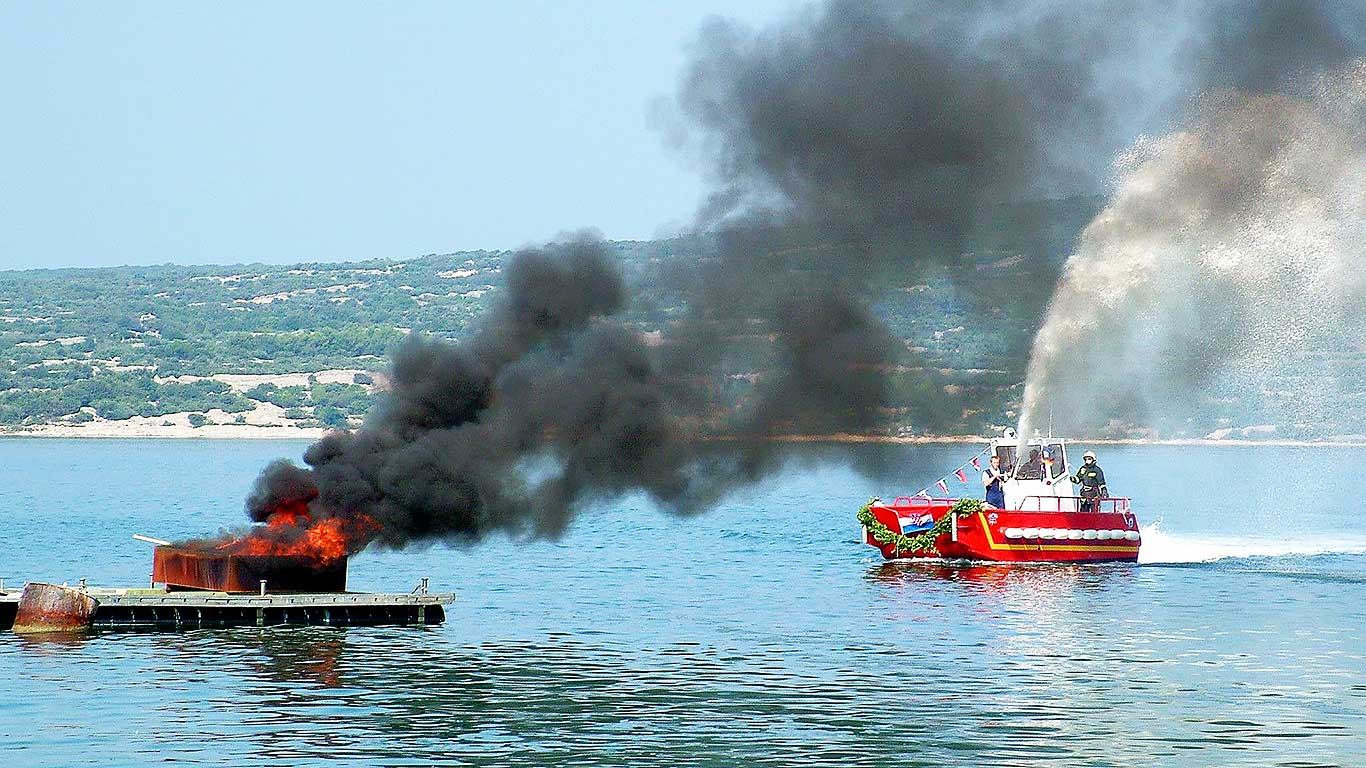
<box><xmin>1070</xmin><ymin>450</ymin><xmax>1107</xmax><ymax>512</ymax></box>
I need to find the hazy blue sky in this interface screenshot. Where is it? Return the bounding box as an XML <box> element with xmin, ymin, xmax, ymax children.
<box><xmin>0</xmin><ymin>1</ymin><xmax>794</xmax><ymax>269</ymax></box>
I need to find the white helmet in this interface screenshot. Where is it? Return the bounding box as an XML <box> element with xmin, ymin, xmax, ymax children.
<box><xmin>1082</xmin><ymin>450</ymin><xmax>1096</xmax><ymax>460</ymax></box>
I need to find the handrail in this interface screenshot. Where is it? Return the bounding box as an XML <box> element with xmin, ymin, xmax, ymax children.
<box><xmin>881</xmin><ymin>495</ymin><xmax>1130</xmax><ymax>513</ymax></box>
<box><xmin>887</xmin><ymin>496</ymin><xmax>954</xmax><ymax>507</ymax></box>
<box><xmin>1013</xmin><ymin>495</ymin><xmax>1130</xmax><ymax>513</ymax></box>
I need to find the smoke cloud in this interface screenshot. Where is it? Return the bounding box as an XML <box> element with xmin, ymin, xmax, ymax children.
<box><xmin>250</xmin><ymin>232</ymin><xmax>703</xmax><ymax>548</ymax></box>
<box><xmin>657</xmin><ymin>0</ymin><xmax>1170</xmax><ymax>456</ymax></box>
<box><xmin>1192</xmin><ymin>1</ymin><xmax>1366</xmax><ymax>93</ymax></box>
<box><xmin>242</xmin><ymin>0</ymin><xmax>1366</xmax><ymax>552</ymax></box>
<box><xmin>675</xmin><ymin>0</ymin><xmax>1137</xmax><ymax>232</ymax></box>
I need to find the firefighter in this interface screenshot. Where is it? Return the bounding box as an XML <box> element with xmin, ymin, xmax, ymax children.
<box><xmin>1070</xmin><ymin>450</ymin><xmax>1108</xmax><ymax>512</ymax></box>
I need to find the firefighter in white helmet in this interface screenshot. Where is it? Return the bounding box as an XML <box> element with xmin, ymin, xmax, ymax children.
<box><xmin>1069</xmin><ymin>450</ymin><xmax>1108</xmax><ymax>512</ymax></box>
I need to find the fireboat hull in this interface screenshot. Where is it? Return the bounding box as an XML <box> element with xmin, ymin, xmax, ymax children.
<box><xmin>863</xmin><ymin>497</ymin><xmax>1141</xmax><ymax>563</ymax></box>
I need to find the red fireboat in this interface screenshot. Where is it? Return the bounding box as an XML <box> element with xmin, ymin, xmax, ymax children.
<box><xmin>859</xmin><ymin>430</ymin><xmax>1141</xmax><ymax>563</ymax></box>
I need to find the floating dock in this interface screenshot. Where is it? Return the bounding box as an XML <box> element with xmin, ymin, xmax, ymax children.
<box><xmin>0</xmin><ymin>583</ymin><xmax>453</xmax><ymax>633</ymax></box>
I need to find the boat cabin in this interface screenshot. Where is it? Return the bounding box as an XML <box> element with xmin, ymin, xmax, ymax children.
<box><xmin>991</xmin><ymin>429</ymin><xmax>1079</xmax><ymax>512</ymax></box>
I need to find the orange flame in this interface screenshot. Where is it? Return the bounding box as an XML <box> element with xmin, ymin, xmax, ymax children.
<box><xmin>217</xmin><ymin>503</ymin><xmax>379</xmax><ymax>565</ymax></box>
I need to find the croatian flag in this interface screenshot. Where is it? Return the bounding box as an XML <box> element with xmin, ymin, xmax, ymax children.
<box><xmin>936</xmin><ymin>479</ymin><xmax>949</xmax><ymax>494</ymax></box>
<box><xmin>897</xmin><ymin>512</ymin><xmax>935</xmax><ymax>532</ymax></box>
<box><xmin>970</xmin><ymin>456</ymin><xmax>982</xmax><ymax>471</ymax></box>
<box><xmin>954</xmin><ymin>468</ymin><xmax>968</xmax><ymax>484</ymax></box>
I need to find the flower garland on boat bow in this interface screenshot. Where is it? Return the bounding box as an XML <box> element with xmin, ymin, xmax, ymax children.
<box><xmin>857</xmin><ymin>498</ymin><xmax>985</xmax><ymax>556</ymax></box>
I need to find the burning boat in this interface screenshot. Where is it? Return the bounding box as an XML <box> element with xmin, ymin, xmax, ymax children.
<box><xmin>151</xmin><ymin>499</ymin><xmax>375</xmax><ymax>593</ymax></box>
<box><xmin>152</xmin><ymin>547</ymin><xmax>349</xmax><ymax>593</ymax></box>
<box><xmin>858</xmin><ymin>430</ymin><xmax>1141</xmax><ymax>563</ymax></box>
<box><xmin>1</xmin><ymin>499</ymin><xmax>451</xmax><ymax>634</ymax></box>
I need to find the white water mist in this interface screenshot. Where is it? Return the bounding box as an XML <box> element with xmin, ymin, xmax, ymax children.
<box><xmin>1019</xmin><ymin>64</ymin><xmax>1366</xmax><ymax>442</ymax></box>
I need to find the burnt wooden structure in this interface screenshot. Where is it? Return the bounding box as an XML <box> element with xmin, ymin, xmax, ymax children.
<box><xmin>153</xmin><ymin>546</ymin><xmax>348</xmax><ymax>593</ymax></box>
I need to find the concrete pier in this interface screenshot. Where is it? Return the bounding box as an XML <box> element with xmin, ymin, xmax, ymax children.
<box><xmin>0</xmin><ymin>585</ymin><xmax>452</xmax><ymax>632</ymax></box>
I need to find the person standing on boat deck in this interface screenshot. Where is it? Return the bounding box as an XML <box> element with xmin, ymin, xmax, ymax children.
<box><xmin>983</xmin><ymin>455</ymin><xmax>1006</xmax><ymax>508</ymax></box>
<box><xmin>1070</xmin><ymin>450</ymin><xmax>1107</xmax><ymax>512</ymax></box>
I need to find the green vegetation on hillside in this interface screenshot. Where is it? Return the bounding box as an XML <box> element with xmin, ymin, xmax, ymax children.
<box><xmin>6</xmin><ymin>201</ymin><xmax>1349</xmax><ymax>439</ymax></box>
<box><xmin>0</xmin><ymin>239</ymin><xmax>723</xmax><ymax>429</ymax></box>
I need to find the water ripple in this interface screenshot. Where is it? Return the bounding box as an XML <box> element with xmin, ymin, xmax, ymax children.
<box><xmin>0</xmin><ymin>440</ymin><xmax>1363</xmax><ymax>766</ymax></box>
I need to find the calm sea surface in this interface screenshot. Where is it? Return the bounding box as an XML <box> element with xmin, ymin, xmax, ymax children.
<box><xmin>1</xmin><ymin>439</ymin><xmax>1363</xmax><ymax>767</ymax></box>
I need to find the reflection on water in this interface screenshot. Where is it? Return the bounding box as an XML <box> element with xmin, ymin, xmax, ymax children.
<box><xmin>14</xmin><ymin>604</ymin><xmax>1350</xmax><ymax>768</ymax></box>
<box><xmin>867</xmin><ymin>559</ymin><xmax>1135</xmax><ymax>588</ymax></box>
<box><xmin>11</xmin><ymin>629</ymin><xmax>97</xmax><ymax>652</ymax></box>
<box><xmin>0</xmin><ymin>440</ymin><xmax>1364</xmax><ymax>766</ymax></box>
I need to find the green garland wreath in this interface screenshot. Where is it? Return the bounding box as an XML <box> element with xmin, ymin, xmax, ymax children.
<box><xmin>857</xmin><ymin>497</ymin><xmax>985</xmax><ymax>555</ymax></box>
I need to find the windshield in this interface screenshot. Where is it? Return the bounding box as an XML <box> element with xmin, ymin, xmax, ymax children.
<box><xmin>994</xmin><ymin>445</ymin><xmax>1016</xmax><ymax>475</ymax></box>
<box><xmin>1046</xmin><ymin>442</ymin><xmax>1065</xmax><ymax>479</ymax></box>
<box><xmin>1015</xmin><ymin>447</ymin><xmax>1045</xmax><ymax>480</ymax></box>
<box><xmin>996</xmin><ymin>443</ymin><xmax>1062</xmax><ymax>481</ymax></box>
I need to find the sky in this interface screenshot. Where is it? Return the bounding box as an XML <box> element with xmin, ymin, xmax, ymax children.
<box><xmin>0</xmin><ymin>1</ymin><xmax>795</xmax><ymax>270</ymax></box>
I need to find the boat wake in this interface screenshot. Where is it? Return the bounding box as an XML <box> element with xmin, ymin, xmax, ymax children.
<box><xmin>1138</xmin><ymin>522</ymin><xmax>1366</xmax><ymax>565</ymax></box>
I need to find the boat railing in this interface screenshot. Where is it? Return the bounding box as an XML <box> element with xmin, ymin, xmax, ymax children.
<box><xmin>883</xmin><ymin>496</ymin><xmax>1130</xmax><ymax>514</ymax></box>
<box><xmin>1015</xmin><ymin>495</ymin><xmax>1130</xmax><ymax>513</ymax></box>
<box><xmin>890</xmin><ymin>496</ymin><xmax>952</xmax><ymax>507</ymax></box>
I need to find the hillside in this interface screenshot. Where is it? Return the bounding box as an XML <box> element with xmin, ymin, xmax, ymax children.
<box><xmin>4</xmin><ymin>201</ymin><xmax>1353</xmax><ymax>441</ymax></box>
<box><xmin>0</xmin><ymin>228</ymin><xmax>1057</xmax><ymax>437</ymax></box>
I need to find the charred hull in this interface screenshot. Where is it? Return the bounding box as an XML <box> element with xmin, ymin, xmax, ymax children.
<box><xmin>153</xmin><ymin>546</ymin><xmax>347</xmax><ymax>593</ymax></box>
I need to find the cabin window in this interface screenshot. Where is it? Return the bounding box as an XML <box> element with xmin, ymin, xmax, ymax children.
<box><xmin>1046</xmin><ymin>443</ymin><xmax>1066</xmax><ymax>479</ymax></box>
<box><xmin>1015</xmin><ymin>446</ymin><xmax>1046</xmax><ymax>480</ymax></box>
<box><xmin>994</xmin><ymin>446</ymin><xmax>1016</xmax><ymax>475</ymax></box>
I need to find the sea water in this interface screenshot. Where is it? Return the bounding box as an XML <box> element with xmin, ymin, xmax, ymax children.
<box><xmin>0</xmin><ymin>439</ymin><xmax>1362</xmax><ymax>767</ymax></box>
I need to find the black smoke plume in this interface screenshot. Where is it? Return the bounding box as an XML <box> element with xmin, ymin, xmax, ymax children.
<box><xmin>247</xmin><ymin>0</ymin><xmax>1366</xmax><ymax>548</ymax></box>
<box><xmin>252</xmin><ymin>232</ymin><xmax>698</xmax><ymax>546</ymax></box>
<box><xmin>1193</xmin><ymin>0</ymin><xmax>1366</xmax><ymax>93</ymax></box>
<box><xmin>246</xmin><ymin>459</ymin><xmax>318</xmax><ymax>523</ymax></box>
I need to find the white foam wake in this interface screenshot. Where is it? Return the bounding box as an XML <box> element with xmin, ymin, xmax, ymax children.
<box><xmin>1138</xmin><ymin>522</ymin><xmax>1366</xmax><ymax>565</ymax></box>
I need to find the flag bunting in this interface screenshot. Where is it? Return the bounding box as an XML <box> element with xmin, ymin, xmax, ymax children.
<box><xmin>908</xmin><ymin>446</ymin><xmax>992</xmax><ymax>499</ymax></box>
